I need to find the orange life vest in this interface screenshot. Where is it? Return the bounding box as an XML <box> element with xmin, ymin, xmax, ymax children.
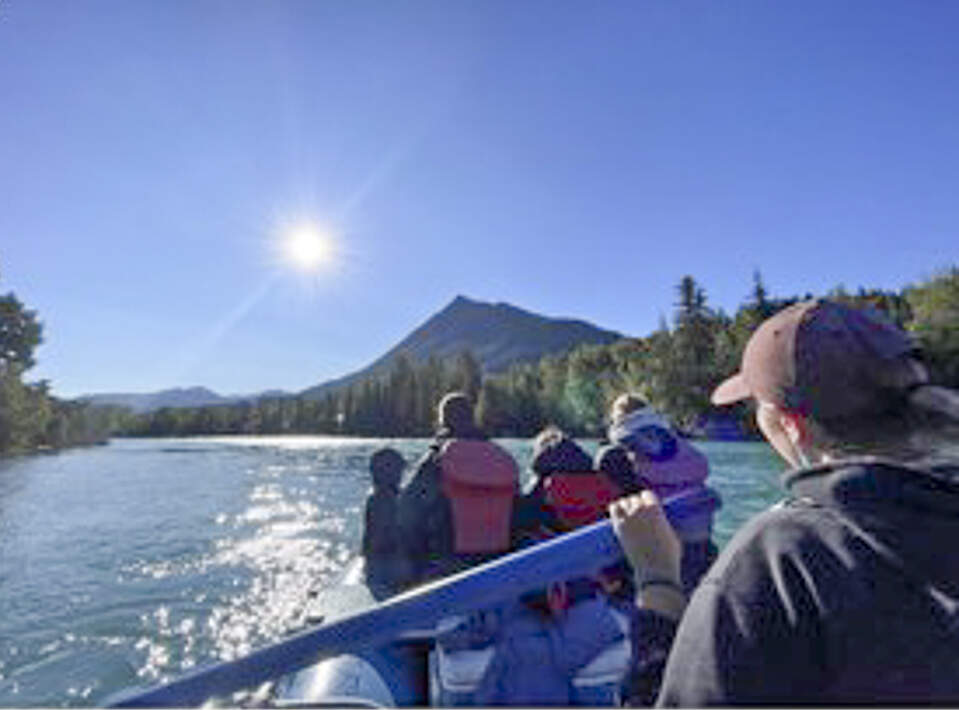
<box><xmin>543</xmin><ymin>472</ymin><xmax>622</xmax><ymax>530</ymax></box>
<box><xmin>440</xmin><ymin>440</ymin><xmax>519</xmax><ymax>554</ymax></box>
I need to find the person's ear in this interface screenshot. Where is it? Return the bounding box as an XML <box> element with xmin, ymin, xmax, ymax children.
<box><xmin>778</xmin><ymin>410</ymin><xmax>809</xmax><ymax>449</ymax></box>
<box><xmin>756</xmin><ymin>402</ymin><xmax>805</xmax><ymax>468</ymax></box>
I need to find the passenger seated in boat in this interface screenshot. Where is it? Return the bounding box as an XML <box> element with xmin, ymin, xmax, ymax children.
<box><xmin>362</xmin><ymin>447</ymin><xmax>410</xmax><ymax>594</ymax></box>
<box><xmin>470</xmin><ymin>576</ymin><xmax>628</xmax><ymax>706</ymax></box>
<box><xmin>398</xmin><ymin>392</ymin><xmax>519</xmax><ymax>585</ymax></box>
<box><xmin>595</xmin><ymin>443</ymin><xmax>643</xmax><ymax>495</ymax></box>
<box><xmin>608</xmin><ymin>393</ymin><xmax>720</xmax><ymax>593</ymax></box>
<box><xmin>512</xmin><ymin>426</ymin><xmax>578</xmax><ymax>542</ymax></box>
<box><xmin>592</xmin><ymin>444</ymin><xmax>642</xmax><ymax>599</ymax></box>
<box><xmin>612</xmin><ymin>300</ymin><xmax>959</xmax><ymax>705</ymax></box>
<box><xmin>513</xmin><ymin>426</ymin><xmax>622</xmax><ymax>543</ymax></box>
<box><xmin>511</xmin><ymin>427</ymin><xmax>632</xmax><ymax>605</ymax></box>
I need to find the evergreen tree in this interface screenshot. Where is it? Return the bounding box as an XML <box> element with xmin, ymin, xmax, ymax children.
<box><xmin>505</xmin><ymin>363</ymin><xmax>546</xmax><ymax>435</ymax></box>
<box><xmin>449</xmin><ymin>350</ymin><xmax>483</xmax><ymax>404</ymax></box>
<box><xmin>906</xmin><ymin>267</ymin><xmax>959</xmax><ymax>387</ymax></box>
<box><xmin>0</xmin><ymin>267</ymin><xmax>54</xmax><ymax>451</ymax></box>
<box><xmin>476</xmin><ymin>379</ymin><xmax>513</xmax><ymax>435</ymax></box>
<box><xmin>388</xmin><ymin>353</ymin><xmax>417</xmax><ymax>435</ymax></box>
<box><xmin>669</xmin><ymin>276</ymin><xmax>717</xmax><ymax>429</ymax></box>
<box><xmin>564</xmin><ymin>345</ymin><xmax>613</xmax><ymax>435</ymax></box>
<box><xmin>0</xmin><ymin>288</ymin><xmax>42</xmax><ymax>373</ymax></box>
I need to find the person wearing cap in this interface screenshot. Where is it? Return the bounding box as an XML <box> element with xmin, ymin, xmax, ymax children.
<box><xmin>607</xmin><ymin>394</ymin><xmax>721</xmax><ymax>593</ymax></box>
<box><xmin>397</xmin><ymin>391</ymin><xmax>519</xmax><ymax>585</ymax></box>
<box><xmin>611</xmin><ymin>299</ymin><xmax>959</xmax><ymax>705</ymax></box>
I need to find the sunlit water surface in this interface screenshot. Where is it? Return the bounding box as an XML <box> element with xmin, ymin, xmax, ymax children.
<box><xmin>0</xmin><ymin>436</ymin><xmax>783</xmax><ymax>707</ymax></box>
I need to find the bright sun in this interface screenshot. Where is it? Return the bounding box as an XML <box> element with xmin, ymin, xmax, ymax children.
<box><xmin>283</xmin><ymin>225</ymin><xmax>334</xmax><ymax>271</ymax></box>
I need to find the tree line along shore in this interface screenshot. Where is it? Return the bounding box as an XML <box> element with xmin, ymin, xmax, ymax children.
<box><xmin>0</xmin><ymin>269</ymin><xmax>128</xmax><ymax>455</ymax></box>
<box><xmin>2</xmin><ymin>267</ymin><xmax>957</xmax><ymax>455</ymax></box>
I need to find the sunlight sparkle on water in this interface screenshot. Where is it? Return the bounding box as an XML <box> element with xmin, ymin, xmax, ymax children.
<box><xmin>201</xmin><ymin>435</ymin><xmax>365</xmax><ymax>449</ymax></box>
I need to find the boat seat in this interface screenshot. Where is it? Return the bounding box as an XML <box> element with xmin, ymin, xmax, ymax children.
<box><xmin>429</xmin><ymin>606</ymin><xmax>632</xmax><ymax>706</ymax></box>
<box><xmin>568</xmin><ymin>607</ymin><xmax>632</xmax><ymax>705</ymax></box>
<box><xmin>429</xmin><ymin>644</ymin><xmax>497</xmax><ymax>706</ymax></box>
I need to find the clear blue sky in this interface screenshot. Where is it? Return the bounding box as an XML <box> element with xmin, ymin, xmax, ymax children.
<box><xmin>3</xmin><ymin>0</ymin><xmax>957</xmax><ymax>398</ymax></box>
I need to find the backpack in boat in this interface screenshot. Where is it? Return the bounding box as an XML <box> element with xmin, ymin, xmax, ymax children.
<box><xmin>439</xmin><ymin>439</ymin><xmax>519</xmax><ymax>554</ymax></box>
<box><xmin>543</xmin><ymin>472</ymin><xmax>622</xmax><ymax>530</ymax></box>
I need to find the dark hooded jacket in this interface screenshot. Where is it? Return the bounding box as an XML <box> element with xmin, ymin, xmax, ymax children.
<box><xmin>397</xmin><ymin>423</ymin><xmax>486</xmax><ymax>583</ymax></box>
<box><xmin>624</xmin><ymin>457</ymin><xmax>959</xmax><ymax>706</ymax></box>
<box><xmin>362</xmin><ymin>487</ymin><xmax>412</xmax><ymax>595</ymax></box>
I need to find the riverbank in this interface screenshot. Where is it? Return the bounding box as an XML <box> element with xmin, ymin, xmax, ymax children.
<box><xmin>0</xmin><ymin>436</ymin><xmax>110</xmax><ymax>459</ymax></box>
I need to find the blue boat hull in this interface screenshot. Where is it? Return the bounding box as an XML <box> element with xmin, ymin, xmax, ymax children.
<box><xmin>274</xmin><ymin>557</ymin><xmax>634</xmax><ymax>707</ymax></box>
<box><xmin>274</xmin><ymin>560</ymin><xmax>430</xmax><ymax>707</ymax></box>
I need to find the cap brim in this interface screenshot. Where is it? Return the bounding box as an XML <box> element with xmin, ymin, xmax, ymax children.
<box><xmin>711</xmin><ymin>372</ymin><xmax>752</xmax><ymax>405</ymax></box>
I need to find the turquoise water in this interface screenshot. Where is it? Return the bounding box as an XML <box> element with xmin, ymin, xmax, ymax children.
<box><xmin>0</xmin><ymin>436</ymin><xmax>784</xmax><ymax>707</ymax></box>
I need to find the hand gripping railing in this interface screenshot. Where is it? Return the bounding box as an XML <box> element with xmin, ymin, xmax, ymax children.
<box><xmin>108</xmin><ymin>487</ymin><xmax>718</xmax><ymax>707</ymax></box>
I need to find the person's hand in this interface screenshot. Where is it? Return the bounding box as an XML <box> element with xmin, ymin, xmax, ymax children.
<box><xmin>609</xmin><ymin>491</ymin><xmax>684</xmax><ymax>619</ymax></box>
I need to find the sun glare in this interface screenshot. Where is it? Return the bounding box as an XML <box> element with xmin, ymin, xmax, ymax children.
<box><xmin>283</xmin><ymin>225</ymin><xmax>334</xmax><ymax>272</ymax></box>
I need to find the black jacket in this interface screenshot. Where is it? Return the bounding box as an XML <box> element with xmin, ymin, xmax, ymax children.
<box><xmin>362</xmin><ymin>488</ymin><xmax>399</xmax><ymax>559</ymax></box>
<box><xmin>627</xmin><ymin>457</ymin><xmax>959</xmax><ymax>706</ymax></box>
<box><xmin>397</xmin><ymin>425</ymin><xmax>486</xmax><ymax>583</ymax></box>
<box><xmin>362</xmin><ymin>488</ymin><xmax>411</xmax><ymax>594</ymax></box>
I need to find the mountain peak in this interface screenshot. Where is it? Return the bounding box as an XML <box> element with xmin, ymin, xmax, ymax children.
<box><xmin>446</xmin><ymin>294</ymin><xmax>478</xmax><ymax>309</ymax></box>
<box><xmin>301</xmin><ymin>297</ymin><xmax>625</xmax><ymax>399</ymax></box>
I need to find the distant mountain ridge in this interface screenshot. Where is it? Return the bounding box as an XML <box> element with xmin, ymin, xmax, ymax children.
<box><xmin>81</xmin><ymin>296</ymin><xmax>625</xmax><ymax>412</ymax></box>
<box><xmin>79</xmin><ymin>387</ymin><xmax>291</xmax><ymax>414</ymax></box>
<box><xmin>300</xmin><ymin>295</ymin><xmax>624</xmax><ymax>399</ymax></box>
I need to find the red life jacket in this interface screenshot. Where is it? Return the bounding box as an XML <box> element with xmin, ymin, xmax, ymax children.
<box><xmin>543</xmin><ymin>472</ymin><xmax>622</xmax><ymax>530</ymax></box>
<box><xmin>440</xmin><ymin>440</ymin><xmax>519</xmax><ymax>554</ymax></box>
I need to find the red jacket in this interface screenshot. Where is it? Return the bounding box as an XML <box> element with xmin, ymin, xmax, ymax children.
<box><xmin>543</xmin><ymin>472</ymin><xmax>622</xmax><ymax>530</ymax></box>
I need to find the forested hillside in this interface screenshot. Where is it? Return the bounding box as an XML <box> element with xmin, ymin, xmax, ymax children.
<box><xmin>122</xmin><ymin>267</ymin><xmax>959</xmax><ymax>440</ymax></box>
<box><xmin>475</xmin><ymin>270</ymin><xmax>957</xmax><ymax>438</ymax></box>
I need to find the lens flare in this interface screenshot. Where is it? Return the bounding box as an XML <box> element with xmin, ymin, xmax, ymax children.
<box><xmin>283</xmin><ymin>225</ymin><xmax>334</xmax><ymax>272</ymax></box>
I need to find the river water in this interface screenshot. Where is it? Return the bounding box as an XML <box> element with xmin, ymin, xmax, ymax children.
<box><xmin>0</xmin><ymin>436</ymin><xmax>782</xmax><ymax>707</ymax></box>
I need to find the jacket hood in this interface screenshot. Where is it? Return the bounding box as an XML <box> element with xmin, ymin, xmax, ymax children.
<box><xmin>783</xmin><ymin>456</ymin><xmax>959</xmax><ymax>596</ymax></box>
<box><xmin>608</xmin><ymin>407</ymin><xmax>679</xmax><ymax>462</ymax></box>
